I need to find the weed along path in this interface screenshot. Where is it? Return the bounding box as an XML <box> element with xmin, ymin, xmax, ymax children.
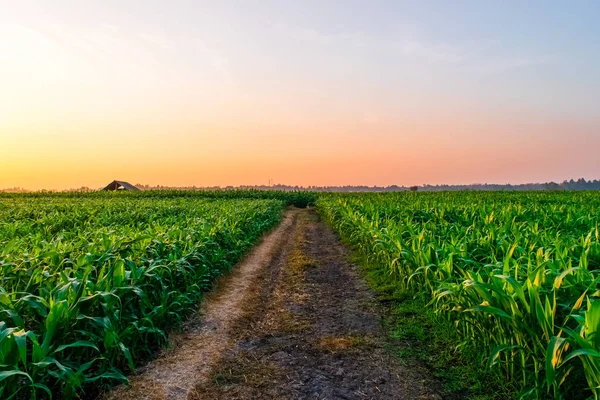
<box><xmin>106</xmin><ymin>208</ymin><xmax>441</xmax><ymax>400</ymax></box>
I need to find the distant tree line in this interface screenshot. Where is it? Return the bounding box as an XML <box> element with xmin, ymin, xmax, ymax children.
<box><xmin>132</xmin><ymin>178</ymin><xmax>600</xmax><ymax>192</ymax></box>
<box><xmin>0</xmin><ymin>187</ymin><xmax>30</xmax><ymax>193</ymax></box>
<box><xmin>4</xmin><ymin>178</ymin><xmax>600</xmax><ymax>193</ymax></box>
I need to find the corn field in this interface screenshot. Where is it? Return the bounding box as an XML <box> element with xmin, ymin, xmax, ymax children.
<box><xmin>0</xmin><ymin>194</ymin><xmax>284</xmax><ymax>398</ymax></box>
<box><xmin>318</xmin><ymin>192</ymin><xmax>600</xmax><ymax>399</ymax></box>
<box><xmin>4</xmin><ymin>189</ymin><xmax>317</xmax><ymax>209</ymax></box>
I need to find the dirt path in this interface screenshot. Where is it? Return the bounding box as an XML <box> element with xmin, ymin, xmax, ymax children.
<box><xmin>106</xmin><ymin>208</ymin><xmax>441</xmax><ymax>400</ymax></box>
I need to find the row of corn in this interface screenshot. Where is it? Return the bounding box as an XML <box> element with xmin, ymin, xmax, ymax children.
<box><xmin>318</xmin><ymin>191</ymin><xmax>600</xmax><ymax>399</ymax></box>
<box><xmin>0</xmin><ymin>195</ymin><xmax>284</xmax><ymax>398</ymax></box>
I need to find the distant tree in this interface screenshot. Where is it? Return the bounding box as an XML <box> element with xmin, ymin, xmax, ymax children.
<box><xmin>544</xmin><ymin>182</ymin><xmax>562</xmax><ymax>191</ymax></box>
<box><xmin>409</xmin><ymin>186</ymin><xmax>418</xmax><ymax>192</ymax></box>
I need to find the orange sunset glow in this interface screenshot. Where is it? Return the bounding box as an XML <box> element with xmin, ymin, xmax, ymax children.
<box><xmin>1</xmin><ymin>1</ymin><xmax>599</xmax><ymax>190</ymax></box>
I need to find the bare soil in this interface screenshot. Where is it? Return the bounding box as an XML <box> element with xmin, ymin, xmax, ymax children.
<box><xmin>104</xmin><ymin>208</ymin><xmax>442</xmax><ymax>400</ymax></box>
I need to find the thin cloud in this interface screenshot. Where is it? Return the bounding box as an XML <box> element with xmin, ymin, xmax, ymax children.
<box><xmin>280</xmin><ymin>23</ymin><xmax>550</xmax><ymax>72</ymax></box>
<box><xmin>396</xmin><ymin>39</ymin><xmax>463</xmax><ymax>63</ymax></box>
<box><xmin>137</xmin><ymin>32</ymin><xmax>176</xmax><ymax>51</ymax></box>
<box><xmin>293</xmin><ymin>27</ymin><xmax>368</xmax><ymax>48</ymax></box>
<box><xmin>468</xmin><ymin>57</ymin><xmax>551</xmax><ymax>73</ymax></box>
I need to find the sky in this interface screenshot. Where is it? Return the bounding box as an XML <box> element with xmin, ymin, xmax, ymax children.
<box><xmin>1</xmin><ymin>1</ymin><xmax>599</xmax><ymax>190</ymax></box>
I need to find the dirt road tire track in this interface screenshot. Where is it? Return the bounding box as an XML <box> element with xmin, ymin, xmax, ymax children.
<box><xmin>105</xmin><ymin>208</ymin><xmax>441</xmax><ymax>400</ymax></box>
<box><xmin>105</xmin><ymin>208</ymin><xmax>301</xmax><ymax>400</ymax></box>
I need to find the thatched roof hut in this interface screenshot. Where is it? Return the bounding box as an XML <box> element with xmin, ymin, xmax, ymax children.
<box><xmin>101</xmin><ymin>180</ymin><xmax>140</xmax><ymax>191</ymax></box>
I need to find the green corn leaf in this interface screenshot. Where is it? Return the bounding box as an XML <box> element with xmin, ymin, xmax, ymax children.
<box><xmin>0</xmin><ymin>370</ymin><xmax>32</xmax><ymax>383</ymax></box>
<box><xmin>52</xmin><ymin>340</ymin><xmax>100</xmax><ymax>354</ymax></box>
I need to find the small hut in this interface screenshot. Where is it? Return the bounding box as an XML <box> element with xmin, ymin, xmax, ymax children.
<box><xmin>101</xmin><ymin>180</ymin><xmax>140</xmax><ymax>191</ymax></box>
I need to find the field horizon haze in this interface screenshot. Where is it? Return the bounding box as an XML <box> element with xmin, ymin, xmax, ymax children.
<box><xmin>2</xmin><ymin>176</ymin><xmax>600</xmax><ymax>193</ymax></box>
